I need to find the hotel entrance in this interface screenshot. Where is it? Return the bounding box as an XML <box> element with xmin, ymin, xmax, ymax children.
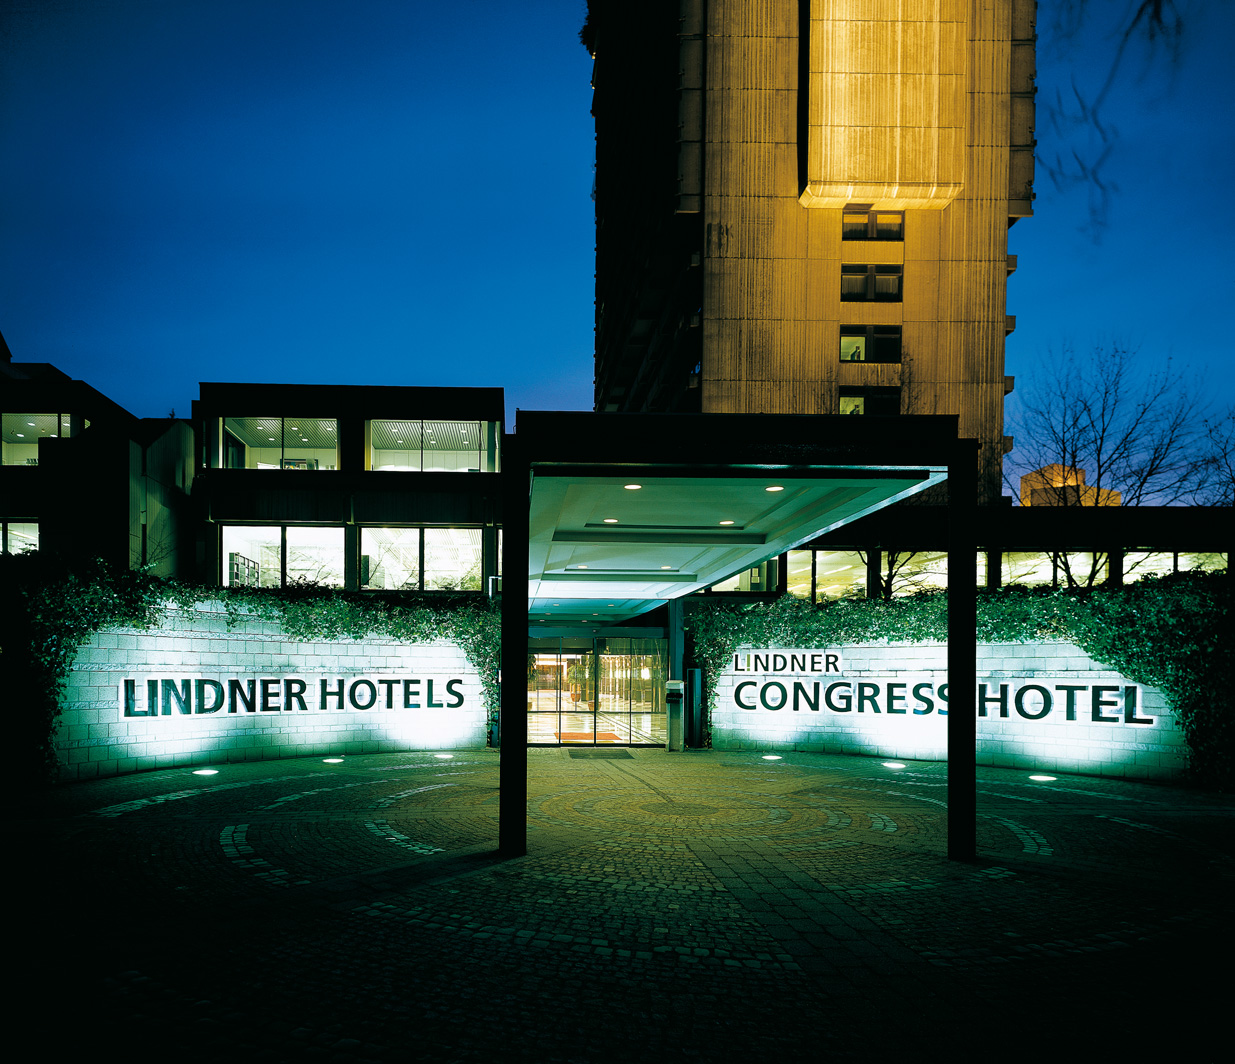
<box><xmin>527</xmin><ymin>637</ymin><xmax>667</xmax><ymax>745</ymax></box>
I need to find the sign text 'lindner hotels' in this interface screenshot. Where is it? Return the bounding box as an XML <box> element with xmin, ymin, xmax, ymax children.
<box><xmin>120</xmin><ymin>675</ymin><xmax>468</xmax><ymax>717</ymax></box>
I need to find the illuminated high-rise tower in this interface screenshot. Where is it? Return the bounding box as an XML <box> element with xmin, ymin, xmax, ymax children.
<box><xmin>585</xmin><ymin>0</ymin><xmax>1035</xmax><ymax>503</ymax></box>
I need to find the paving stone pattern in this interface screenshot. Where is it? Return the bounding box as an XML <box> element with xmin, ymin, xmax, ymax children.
<box><xmin>19</xmin><ymin>749</ymin><xmax>1232</xmax><ymax>1062</ymax></box>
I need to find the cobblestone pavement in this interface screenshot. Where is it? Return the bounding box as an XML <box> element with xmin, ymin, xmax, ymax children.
<box><xmin>17</xmin><ymin>749</ymin><xmax>1233</xmax><ymax>1062</ymax></box>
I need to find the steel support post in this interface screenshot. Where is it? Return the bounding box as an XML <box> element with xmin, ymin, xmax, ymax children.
<box><xmin>947</xmin><ymin>441</ymin><xmax>978</xmax><ymax>860</ymax></box>
<box><xmin>498</xmin><ymin>441</ymin><xmax>529</xmax><ymax>857</ymax></box>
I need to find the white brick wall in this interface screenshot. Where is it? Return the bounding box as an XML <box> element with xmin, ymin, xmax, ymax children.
<box><xmin>57</xmin><ymin>600</ymin><xmax>488</xmax><ymax>780</ymax></box>
<box><xmin>712</xmin><ymin>642</ymin><xmax>1186</xmax><ymax>780</ymax></box>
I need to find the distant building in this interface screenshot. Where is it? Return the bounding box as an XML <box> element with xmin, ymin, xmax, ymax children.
<box><xmin>1</xmin><ymin>341</ymin><xmax>193</xmax><ymax>572</ymax></box>
<box><xmin>583</xmin><ymin>0</ymin><xmax>1036</xmax><ymax>503</ymax></box>
<box><xmin>1020</xmin><ymin>465</ymin><xmax>1122</xmax><ymax>508</ymax></box>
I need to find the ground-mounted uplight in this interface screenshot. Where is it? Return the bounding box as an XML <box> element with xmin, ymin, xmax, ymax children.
<box><xmin>322</xmin><ymin>757</ymin><xmax>344</xmax><ymax>764</ymax></box>
<box><xmin>762</xmin><ymin>754</ymin><xmax>782</xmax><ymax>760</ymax></box>
<box><xmin>1028</xmin><ymin>774</ymin><xmax>1057</xmax><ymax>782</ymax></box>
<box><xmin>192</xmin><ymin>768</ymin><xmax>218</xmax><ymax>776</ymax></box>
<box><xmin>434</xmin><ymin>753</ymin><xmax>454</xmax><ymax>760</ymax></box>
<box><xmin>882</xmin><ymin>762</ymin><xmax>906</xmax><ymax>770</ymax></box>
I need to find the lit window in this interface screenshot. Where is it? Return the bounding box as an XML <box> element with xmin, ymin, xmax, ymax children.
<box><xmin>839</xmin><ymin>387</ymin><xmax>899</xmax><ymax>415</ymax></box>
<box><xmin>840</xmin><ymin>326</ymin><xmax>901</xmax><ymax>363</ymax></box>
<box><xmin>361</xmin><ymin>527</ymin><xmax>421</xmax><ymax>590</ymax></box>
<box><xmin>369</xmin><ymin>420</ymin><xmax>499</xmax><ymax>472</ymax></box>
<box><xmin>1</xmin><ymin>521</ymin><xmax>39</xmax><ymax>554</ymax></box>
<box><xmin>841</xmin><ymin>265</ymin><xmax>902</xmax><ymax>302</ymax></box>
<box><xmin>360</xmin><ymin>527</ymin><xmax>484</xmax><ymax>591</ymax></box>
<box><xmin>221</xmin><ymin>525</ymin><xmax>344</xmax><ymax>588</ymax></box>
<box><xmin>2</xmin><ymin>413</ymin><xmax>61</xmax><ymax>466</ymax></box>
<box><xmin>220</xmin><ymin>418</ymin><xmax>337</xmax><ymax>470</ymax></box>
<box><xmin>842</xmin><ymin>208</ymin><xmax>904</xmax><ymax>241</ymax></box>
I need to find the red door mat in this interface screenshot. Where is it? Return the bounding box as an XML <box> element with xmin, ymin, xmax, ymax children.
<box><xmin>556</xmin><ymin>732</ymin><xmax>622</xmax><ymax>743</ymax></box>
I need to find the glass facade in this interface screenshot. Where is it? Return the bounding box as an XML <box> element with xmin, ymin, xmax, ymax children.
<box><xmin>369</xmin><ymin>419</ymin><xmax>499</xmax><ymax>472</ymax></box>
<box><xmin>219</xmin><ymin>418</ymin><xmax>338</xmax><ymax>470</ymax></box>
<box><xmin>528</xmin><ymin>638</ymin><xmax>667</xmax><ymax>745</ymax></box>
<box><xmin>358</xmin><ymin>527</ymin><xmax>484</xmax><ymax>591</ymax></box>
<box><xmin>221</xmin><ymin>525</ymin><xmax>344</xmax><ymax>588</ymax></box>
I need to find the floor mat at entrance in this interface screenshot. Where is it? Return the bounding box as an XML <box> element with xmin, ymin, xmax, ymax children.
<box><xmin>567</xmin><ymin>749</ymin><xmax>634</xmax><ymax>759</ymax></box>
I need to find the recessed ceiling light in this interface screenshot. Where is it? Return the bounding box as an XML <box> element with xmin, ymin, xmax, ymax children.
<box><xmin>434</xmin><ymin>753</ymin><xmax>453</xmax><ymax>759</ymax></box>
<box><xmin>192</xmin><ymin>768</ymin><xmax>218</xmax><ymax>775</ymax></box>
<box><xmin>882</xmin><ymin>762</ymin><xmax>906</xmax><ymax>769</ymax></box>
<box><xmin>661</xmin><ymin>565</ymin><xmax>672</xmax><ymax>570</ymax></box>
<box><xmin>762</xmin><ymin>754</ymin><xmax>782</xmax><ymax>760</ymax></box>
<box><xmin>766</xmin><ymin>485</ymin><xmax>784</xmax><ymax>492</ymax></box>
<box><xmin>577</xmin><ymin>565</ymin><xmax>588</xmax><ymax>569</ymax></box>
<box><xmin>719</xmin><ymin>520</ymin><xmax>734</xmax><ymax>526</ymax></box>
<box><xmin>268</xmin><ymin>437</ymin><xmax>275</xmax><ymax>441</ymax></box>
<box><xmin>27</xmin><ymin>421</ymin><xmax>35</xmax><ymax>426</ymax></box>
<box><xmin>15</xmin><ymin>433</ymin><xmax>24</xmax><ymax>437</ymax></box>
<box><xmin>323</xmin><ymin>757</ymin><xmax>343</xmax><ymax>763</ymax></box>
<box><xmin>1028</xmin><ymin>774</ymin><xmax>1057</xmax><ymax>782</ymax></box>
<box><xmin>624</xmin><ymin>483</ymin><xmax>642</xmax><ymax>490</ymax></box>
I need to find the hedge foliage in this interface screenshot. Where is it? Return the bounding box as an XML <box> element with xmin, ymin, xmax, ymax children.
<box><xmin>686</xmin><ymin>572</ymin><xmax>1232</xmax><ymax>789</ymax></box>
<box><xmin>0</xmin><ymin>554</ymin><xmax>500</xmax><ymax>784</ymax></box>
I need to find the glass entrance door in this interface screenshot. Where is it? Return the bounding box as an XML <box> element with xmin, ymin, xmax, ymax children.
<box><xmin>527</xmin><ymin>637</ymin><xmax>667</xmax><ymax>745</ymax></box>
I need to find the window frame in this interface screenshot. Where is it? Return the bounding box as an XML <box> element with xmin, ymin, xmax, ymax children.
<box><xmin>839</xmin><ymin>325</ymin><xmax>902</xmax><ymax>363</ymax></box>
<box><xmin>841</xmin><ymin>207</ymin><xmax>904</xmax><ymax>241</ymax></box>
<box><xmin>840</xmin><ymin>264</ymin><xmax>903</xmax><ymax>302</ymax></box>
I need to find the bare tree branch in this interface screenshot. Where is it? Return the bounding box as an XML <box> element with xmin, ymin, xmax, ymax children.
<box><xmin>1041</xmin><ymin>0</ymin><xmax>1185</xmax><ymax>237</ymax></box>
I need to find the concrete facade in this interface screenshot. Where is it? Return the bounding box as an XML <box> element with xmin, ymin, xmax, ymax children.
<box><xmin>712</xmin><ymin>640</ymin><xmax>1184</xmax><ymax>779</ymax></box>
<box><xmin>56</xmin><ymin>601</ymin><xmax>486</xmax><ymax>780</ymax></box>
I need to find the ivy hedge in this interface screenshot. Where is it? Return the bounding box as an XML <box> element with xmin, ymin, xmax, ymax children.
<box><xmin>685</xmin><ymin>571</ymin><xmax>1232</xmax><ymax>789</ymax></box>
<box><xmin>0</xmin><ymin>554</ymin><xmax>500</xmax><ymax>784</ymax></box>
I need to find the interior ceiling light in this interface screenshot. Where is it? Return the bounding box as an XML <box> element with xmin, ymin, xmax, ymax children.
<box><xmin>624</xmin><ymin>483</ymin><xmax>642</xmax><ymax>490</ymax></box>
<box><xmin>766</xmin><ymin>485</ymin><xmax>784</xmax><ymax>492</ymax></box>
<box><xmin>882</xmin><ymin>761</ymin><xmax>906</xmax><ymax>769</ymax></box>
<box><xmin>719</xmin><ymin>520</ymin><xmax>735</xmax><ymax>526</ymax></box>
<box><xmin>762</xmin><ymin>754</ymin><xmax>782</xmax><ymax>760</ymax></box>
<box><xmin>577</xmin><ymin>565</ymin><xmax>588</xmax><ymax>569</ymax></box>
<box><xmin>1029</xmin><ymin>774</ymin><xmax>1057</xmax><ymax>781</ymax></box>
<box><xmin>322</xmin><ymin>757</ymin><xmax>343</xmax><ymax>763</ymax></box>
<box><xmin>192</xmin><ymin>768</ymin><xmax>218</xmax><ymax>775</ymax></box>
<box><xmin>434</xmin><ymin>753</ymin><xmax>453</xmax><ymax>759</ymax></box>
<box><xmin>15</xmin><ymin>433</ymin><xmax>24</xmax><ymax>437</ymax></box>
<box><xmin>27</xmin><ymin>421</ymin><xmax>35</xmax><ymax>426</ymax></box>
<box><xmin>603</xmin><ymin>518</ymin><xmax>618</xmax><ymax>523</ymax></box>
<box><xmin>661</xmin><ymin>565</ymin><xmax>672</xmax><ymax>570</ymax></box>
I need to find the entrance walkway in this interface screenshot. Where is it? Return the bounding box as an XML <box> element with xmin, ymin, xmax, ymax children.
<box><xmin>19</xmin><ymin>749</ymin><xmax>1231</xmax><ymax>1061</ymax></box>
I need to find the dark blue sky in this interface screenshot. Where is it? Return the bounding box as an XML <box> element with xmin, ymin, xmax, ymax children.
<box><xmin>3</xmin><ymin>1</ymin><xmax>1233</xmax><ymax>427</ymax></box>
